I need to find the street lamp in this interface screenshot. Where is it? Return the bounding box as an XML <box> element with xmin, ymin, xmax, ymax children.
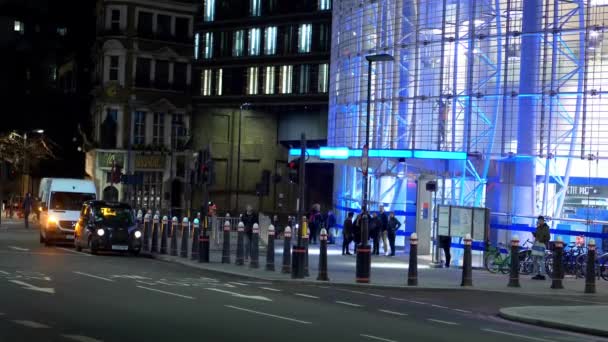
<box><xmin>235</xmin><ymin>102</ymin><xmax>251</xmax><ymax>213</ymax></box>
<box><xmin>16</xmin><ymin>129</ymin><xmax>45</xmax><ymax>195</ymax></box>
<box><xmin>356</xmin><ymin>53</ymin><xmax>394</xmax><ymax>284</ymax></box>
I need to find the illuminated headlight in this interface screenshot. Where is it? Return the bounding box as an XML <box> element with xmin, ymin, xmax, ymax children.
<box><xmin>48</xmin><ymin>216</ymin><xmax>58</xmax><ymax>225</ymax></box>
<box><xmin>134</xmin><ymin>230</ymin><xmax>142</xmax><ymax>239</ymax></box>
<box><xmin>96</xmin><ymin>229</ymin><xmax>105</xmax><ymax>237</ymax></box>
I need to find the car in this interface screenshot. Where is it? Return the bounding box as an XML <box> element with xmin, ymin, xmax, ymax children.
<box><xmin>74</xmin><ymin>201</ymin><xmax>142</xmax><ymax>255</ymax></box>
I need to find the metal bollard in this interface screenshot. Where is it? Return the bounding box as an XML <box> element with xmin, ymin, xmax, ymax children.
<box><xmin>551</xmin><ymin>237</ymin><xmax>564</xmax><ymax>289</ymax></box>
<box><xmin>180</xmin><ymin>217</ymin><xmax>189</xmax><ymax>258</ymax></box>
<box><xmin>461</xmin><ymin>234</ymin><xmax>473</xmax><ymax>287</ymax></box>
<box><xmin>292</xmin><ymin>217</ymin><xmax>308</xmax><ymax>279</ymax></box>
<box><xmin>170</xmin><ymin>216</ymin><xmax>178</xmax><ymax>256</ymax></box>
<box><xmin>160</xmin><ymin>216</ymin><xmax>168</xmax><ymax>254</ymax></box>
<box><xmin>250</xmin><ymin>223</ymin><xmax>260</xmax><ymax>268</ymax></box>
<box><xmin>303</xmin><ymin>217</ymin><xmax>310</xmax><ymax>277</ymax></box>
<box><xmin>191</xmin><ymin>218</ymin><xmax>200</xmax><ymax>260</ymax></box>
<box><xmin>199</xmin><ymin>215</ymin><xmax>210</xmax><ymax>263</ymax></box>
<box><xmin>508</xmin><ymin>235</ymin><xmax>520</xmax><ymax>288</ymax></box>
<box><xmin>317</xmin><ymin>228</ymin><xmax>329</xmax><ymax>281</ymax></box>
<box><xmin>356</xmin><ymin>213</ymin><xmax>371</xmax><ymax>283</ymax></box>
<box><xmin>151</xmin><ymin>214</ymin><xmax>159</xmax><ymax>253</ymax></box>
<box><xmin>235</xmin><ymin>222</ymin><xmax>245</xmax><ymax>266</ymax></box>
<box><xmin>221</xmin><ymin>220</ymin><xmax>231</xmax><ymax>263</ymax></box>
<box><xmin>143</xmin><ymin>213</ymin><xmax>151</xmax><ymax>252</ymax></box>
<box><xmin>282</xmin><ymin>226</ymin><xmax>292</xmax><ymax>273</ymax></box>
<box><xmin>585</xmin><ymin>239</ymin><xmax>597</xmax><ymax>294</ymax></box>
<box><xmin>266</xmin><ymin>224</ymin><xmax>275</xmax><ymax>271</ymax></box>
<box><xmin>407</xmin><ymin>233</ymin><xmax>418</xmax><ymax>286</ymax></box>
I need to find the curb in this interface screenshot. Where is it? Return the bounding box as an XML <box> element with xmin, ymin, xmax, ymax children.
<box><xmin>498</xmin><ymin>308</ymin><xmax>608</xmax><ymax>337</ymax></box>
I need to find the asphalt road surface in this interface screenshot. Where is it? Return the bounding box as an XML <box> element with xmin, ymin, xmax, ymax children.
<box><xmin>1</xmin><ymin>223</ymin><xmax>606</xmax><ymax>342</ymax></box>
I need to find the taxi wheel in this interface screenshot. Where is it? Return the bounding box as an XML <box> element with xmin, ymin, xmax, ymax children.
<box><xmin>75</xmin><ymin>240</ymin><xmax>82</xmax><ymax>252</ymax></box>
<box><xmin>88</xmin><ymin>238</ymin><xmax>98</xmax><ymax>255</ymax></box>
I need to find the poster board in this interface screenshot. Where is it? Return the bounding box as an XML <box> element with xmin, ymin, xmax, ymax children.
<box><xmin>437</xmin><ymin>206</ymin><xmax>451</xmax><ymax>236</ymax></box>
<box><xmin>449</xmin><ymin>206</ymin><xmax>472</xmax><ymax>238</ymax></box>
<box><xmin>472</xmin><ymin>207</ymin><xmax>487</xmax><ymax>241</ymax></box>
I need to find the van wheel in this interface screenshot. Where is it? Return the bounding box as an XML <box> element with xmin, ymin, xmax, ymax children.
<box><xmin>75</xmin><ymin>240</ymin><xmax>82</xmax><ymax>252</ymax></box>
<box><xmin>39</xmin><ymin>232</ymin><xmax>44</xmax><ymax>244</ymax></box>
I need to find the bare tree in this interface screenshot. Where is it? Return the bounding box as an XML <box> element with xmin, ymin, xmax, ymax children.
<box><xmin>0</xmin><ymin>132</ymin><xmax>58</xmax><ymax>172</ymax></box>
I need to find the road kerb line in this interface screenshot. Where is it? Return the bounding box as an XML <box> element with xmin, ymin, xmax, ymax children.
<box><xmin>0</xmin><ymin>270</ymin><xmax>9</xmax><ymax>275</ymax></box>
<box><xmin>427</xmin><ymin>319</ymin><xmax>459</xmax><ymax>326</ymax></box>
<box><xmin>335</xmin><ymin>301</ymin><xmax>363</xmax><ymax>307</ymax></box>
<box><xmin>56</xmin><ymin>247</ymin><xmax>91</xmax><ymax>256</ymax></box>
<box><xmin>481</xmin><ymin>328</ymin><xmax>555</xmax><ymax>342</ymax></box>
<box><xmin>294</xmin><ymin>293</ymin><xmax>320</xmax><ymax>299</ymax></box>
<box><xmin>73</xmin><ymin>271</ymin><xmax>114</xmax><ymax>282</ymax></box>
<box><xmin>360</xmin><ymin>333</ymin><xmax>399</xmax><ymax>342</ymax></box>
<box><xmin>11</xmin><ymin>320</ymin><xmax>50</xmax><ymax>329</ymax></box>
<box><xmin>409</xmin><ymin>300</ymin><xmax>428</xmax><ymax>305</ymax></box>
<box><xmin>136</xmin><ymin>285</ymin><xmax>195</xmax><ymax>299</ymax></box>
<box><xmin>225</xmin><ymin>305</ymin><xmax>312</xmax><ymax>324</ymax></box>
<box><xmin>229</xmin><ymin>282</ymin><xmax>248</xmax><ymax>286</ymax></box>
<box><xmin>260</xmin><ymin>287</ymin><xmax>282</xmax><ymax>292</ymax></box>
<box><xmin>379</xmin><ymin>309</ymin><xmax>408</xmax><ymax>316</ymax></box>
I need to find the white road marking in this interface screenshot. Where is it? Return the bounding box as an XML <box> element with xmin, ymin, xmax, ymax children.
<box><xmin>409</xmin><ymin>300</ymin><xmax>428</xmax><ymax>305</ymax></box>
<box><xmin>260</xmin><ymin>287</ymin><xmax>281</xmax><ymax>292</ymax></box>
<box><xmin>369</xmin><ymin>293</ymin><xmax>385</xmax><ymax>298</ymax></box>
<box><xmin>73</xmin><ymin>271</ymin><xmax>114</xmax><ymax>282</ymax></box>
<box><xmin>229</xmin><ymin>282</ymin><xmax>248</xmax><ymax>286</ymax></box>
<box><xmin>294</xmin><ymin>293</ymin><xmax>319</xmax><ymax>299</ymax></box>
<box><xmin>317</xmin><ymin>285</ymin><xmax>331</xmax><ymax>289</ymax></box>
<box><xmin>136</xmin><ymin>280</ymin><xmax>157</xmax><ymax>286</ymax></box>
<box><xmin>205</xmin><ymin>288</ymin><xmax>272</xmax><ymax>302</ymax></box>
<box><xmin>335</xmin><ymin>301</ymin><xmax>363</xmax><ymax>307</ymax></box>
<box><xmin>136</xmin><ymin>286</ymin><xmax>195</xmax><ymax>300</ymax></box>
<box><xmin>156</xmin><ymin>281</ymin><xmax>174</xmax><ymax>286</ymax></box>
<box><xmin>11</xmin><ymin>320</ymin><xmax>50</xmax><ymax>329</ymax></box>
<box><xmin>225</xmin><ymin>305</ymin><xmax>312</xmax><ymax>325</ymax></box>
<box><xmin>8</xmin><ymin>246</ymin><xmax>29</xmax><ymax>251</ymax></box>
<box><xmin>349</xmin><ymin>290</ymin><xmax>366</xmax><ymax>294</ymax></box>
<box><xmin>378</xmin><ymin>309</ymin><xmax>408</xmax><ymax>316</ymax></box>
<box><xmin>452</xmin><ymin>308</ymin><xmax>472</xmax><ymax>314</ymax></box>
<box><xmin>9</xmin><ymin>280</ymin><xmax>55</xmax><ymax>294</ymax></box>
<box><xmin>427</xmin><ymin>319</ymin><xmax>459</xmax><ymax>326</ymax></box>
<box><xmin>481</xmin><ymin>328</ymin><xmax>555</xmax><ymax>342</ymax></box>
<box><xmin>62</xmin><ymin>335</ymin><xmax>104</xmax><ymax>342</ymax></box>
<box><xmin>431</xmin><ymin>304</ymin><xmax>448</xmax><ymax>309</ymax></box>
<box><xmin>0</xmin><ymin>270</ymin><xmax>10</xmax><ymax>275</ymax></box>
<box><xmin>56</xmin><ymin>247</ymin><xmax>91</xmax><ymax>257</ymax></box>
<box><xmin>360</xmin><ymin>333</ymin><xmax>399</xmax><ymax>342</ymax></box>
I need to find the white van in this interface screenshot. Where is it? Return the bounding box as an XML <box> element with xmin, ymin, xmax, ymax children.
<box><xmin>38</xmin><ymin>178</ymin><xmax>97</xmax><ymax>245</ymax></box>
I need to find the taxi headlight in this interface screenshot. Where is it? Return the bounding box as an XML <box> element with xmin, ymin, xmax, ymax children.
<box><xmin>96</xmin><ymin>229</ymin><xmax>105</xmax><ymax>237</ymax></box>
<box><xmin>134</xmin><ymin>230</ymin><xmax>142</xmax><ymax>239</ymax></box>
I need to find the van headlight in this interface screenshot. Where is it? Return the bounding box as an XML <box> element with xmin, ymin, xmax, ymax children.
<box><xmin>134</xmin><ymin>230</ymin><xmax>142</xmax><ymax>239</ymax></box>
<box><xmin>96</xmin><ymin>229</ymin><xmax>105</xmax><ymax>237</ymax></box>
<box><xmin>48</xmin><ymin>216</ymin><xmax>58</xmax><ymax>225</ymax></box>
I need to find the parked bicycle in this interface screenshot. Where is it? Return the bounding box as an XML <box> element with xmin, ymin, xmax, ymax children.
<box><xmin>484</xmin><ymin>239</ymin><xmax>534</xmax><ymax>274</ymax></box>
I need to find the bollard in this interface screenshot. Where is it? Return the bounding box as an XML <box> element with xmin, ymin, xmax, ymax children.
<box><xmin>551</xmin><ymin>237</ymin><xmax>564</xmax><ymax>289</ymax></box>
<box><xmin>303</xmin><ymin>217</ymin><xmax>310</xmax><ymax>277</ymax></box>
<box><xmin>180</xmin><ymin>217</ymin><xmax>189</xmax><ymax>258</ymax></box>
<box><xmin>221</xmin><ymin>220</ymin><xmax>231</xmax><ymax>264</ymax></box>
<box><xmin>585</xmin><ymin>239</ymin><xmax>597</xmax><ymax>294</ymax></box>
<box><xmin>356</xmin><ymin>214</ymin><xmax>371</xmax><ymax>283</ymax></box>
<box><xmin>160</xmin><ymin>216</ymin><xmax>168</xmax><ymax>254</ymax></box>
<box><xmin>235</xmin><ymin>222</ymin><xmax>245</xmax><ymax>266</ymax></box>
<box><xmin>292</xmin><ymin>217</ymin><xmax>308</xmax><ymax>279</ymax></box>
<box><xmin>191</xmin><ymin>218</ymin><xmax>200</xmax><ymax>260</ymax></box>
<box><xmin>282</xmin><ymin>226</ymin><xmax>292</xmax><ymax>273</ymax></box>
<box><xmin>170</xmin><ymin>216</ymin><xmax>178</xmax><ymax>256</ymax></box>
<box><xmin>250</xmin><ymin>223</ymin><xmax>260</xmax><ymax>268</ymax></box>
<box><xmin>151</xmin><ymin>214</ymin><xmax>159</xmax><ymax>253</ymax></box>
<box><xmin>143</xmin><ymin>213</ymin><xmax>151</xmax><ymax>252</ymax></box>
<box><xmin>461</xmin><ymin>234</ymin><xmax>473</xmax><ymax>287</ymax></box>
<box><xmin>508</xmin><ymin>235</ymin><xmax>520</xmax><ymax>288</ymax></box>
<box><xmin>317</xmin><ymin>228</ymin><xmax>329</xmax><ymax>281</ymax></box>
<box><xmin>266</xmin><ymin>225</ymin><xmax>275</xmax><ymax>271</ymax></box>
<box><xmin>407</xmin><ymin>233</ymin><xmax>418</xmax><ymax>286</ymax></box>
<box><xmin>199</xmin><ymin>215</ymin><xmax>210</xmax><ymax>263</ymax></box>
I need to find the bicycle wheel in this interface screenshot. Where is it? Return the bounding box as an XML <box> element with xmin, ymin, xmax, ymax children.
<box><xmin>500</xmin><ymin>256</ymin><xmax>511</xmax><ymax>274</ymax></box>
<box><xmin>484</xmin><ymin>253</ymin><xmax>501</xmax><ymax>273</ymax></box>
<box><xmin>545</xmin><ymin>256</ymin><xmax>554</xmax><ymax>275</ymax></box>
<box><xmin>575</xmin><ymin>254</ymin><xmax>587</xmax><ymax>279</ymax></box>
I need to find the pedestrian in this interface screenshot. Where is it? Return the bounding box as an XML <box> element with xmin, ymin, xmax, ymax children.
<box><xmin>532</xmin><ymin>215</ymin><xmax>550</xmax><ymax>280</ymax></box>
<box><xmin>370</xmin><ymin>212</ymin><xmax>380</xmax><ymax>255</ymax></box>
<box><xmin>353</xmin><ymin>211</ymin><xmax>362</xmax><ymax>254</ymax></box>
<box><xmin>379</xmin><ymin>206</ymin><xmax>389</xmax><ymax>256</ymax></box>
<box><xmin>241</xmin><ymin>205</ymin><xmax>258</xmax><ymax>261</ymax></box>
<box><xmin>342</xmin><ymin>212</ymin><xmax>354</xmax><ymax>255</ymax></box>
<box><xmin>387</xmin><ymin>211</ymin><xmax>401</xmax><ymax>256</ymax></box>
<box><xmin>22</xmin><ymin>193</ymin><xmax>33</xmax><ymax>229</ymax></box>
<box><xmin>272</xmin><ymin>214</ymin><xmax>282</xmax><ymax>239</ymax></box>
<box><xmin>325</xmin><ymin>210</ymin><xmax>336</xmax><ymax>244</ymax></box>
<box><xmin>309</xmin><ymin>204</ymin><xmax>322</xmax><ymax>244</ymax></box>
<box><xmin>439</xmin><ymin>234</ymin><xmax>451</xmax><ymax>267</ymax></box>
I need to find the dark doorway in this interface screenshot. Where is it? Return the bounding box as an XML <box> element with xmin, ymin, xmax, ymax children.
<box><xmin>305</xmin><ymin>163</ymin><xmax>334</xmax><ymax>213</ymax></box>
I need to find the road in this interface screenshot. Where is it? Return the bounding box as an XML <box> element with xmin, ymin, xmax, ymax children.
<box><xmin>0</xmin><ymin>222</ymin><xmax>606</xmax><ymax>342</ymax></box>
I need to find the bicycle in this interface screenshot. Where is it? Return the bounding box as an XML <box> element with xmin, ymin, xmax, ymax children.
<box><xmin>484</xmin><ymin>239</ymin><xmax>533</xmax><ymax>274</ymax></box>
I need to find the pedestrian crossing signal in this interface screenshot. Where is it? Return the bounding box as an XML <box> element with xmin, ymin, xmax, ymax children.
<box><xmin>288</xmin><ymin>159</ymin><xmax>300</xmax><ymax>184</ymax></box>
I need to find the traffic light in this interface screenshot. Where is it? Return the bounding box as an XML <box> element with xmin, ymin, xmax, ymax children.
<box><xmin>288</xmin><ymin>158</ymin><xmax>300</xmax><ymax>184</ymax></box>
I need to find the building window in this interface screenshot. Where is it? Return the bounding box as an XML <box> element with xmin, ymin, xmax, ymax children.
<box><xmin>109</xmin><ymin>56</ymin><xmax>120</xmax><ymax>81</ymax></box>
<box><xmin>264</xmin><ymin>66</ymin><xmax>275</xmax><ymax>95</ymax></box>
<box><xmin>171</xmin><ymin>115</ymin><xmax>186</xmax><ymax>149</ymax></box>
<box><xmin>280</xmin><ymin>65</ymin><xmax>293</xmax><ymax>94</ymax></box>
<box><xmin>318</xmin><ymin>63</ymin><xmax>329</xmax><ymax>93</ymax></box>
<box><xmin>194</xmin><ymin>33</ymin><xmax>200</xmax><ymax>59</ymax></box>
<box><xmin>215</xmin><ymin>69</ymin><xmax>223</xmax><ymax>95</ymax></box>
<box><xmin>204</xmin><ymin>32</ymin><xmax>213</xmax><ymax>59</ymax></box>
<box><xmin>135</xmin><ymin>57</ymin><xmax>151</xmax><ymax>87</ymax></box>
<box><xmin>247</xmin><ymin>67</ymin><xmax>259</xmax><ymax>95</ymax></box>
<box><xmin>110</xmin><ymin>9</ymin><xmax>121</xmax><ymax>31</ymax></box>
<box><xmin>318</xmin><ymin>23</ymin><xmax>330</xmax><ymax>51</ymax></box>
<box><xmin>250</xmin><ymin>0</ymin><xmax>261</xmax><ymax>16</ymax></box>
<box><xmin>173</xmin><ymin>63</ymin><xmax>187</xmax><ymax>91</ymax></box>
<box><xmin>264</xmin><ymin>26</ymin><xmax>277</xmax><ymax>55</ymax></box>
<box><xmin>152</xmin><ymin>113</ymin><xmax>165</xmax><ymax>145</ymax></box>
<box><xmin>134</xmin><ymin>171</ymin><xmax>163</xmax><ymax>211</ymax></box>
<box><xmin>282</xmin><ymin>26</ymin><xmax>296</xmax><ymax>54</ymax></box>
<box><xmin>133</xmin><ymin>111</ymin><xmax>146</xmax><ymax>145</ymax></box>
<box><xmin>233</xmin><ymin>30</ymin><xmax>245</xmax><ymax>57</ymax></box>
<box><xmin>219</xmin><ymin>31</ymin><xmax>230</xmax><ymax>57</ymax></box>
<box><xmin>175</xmin><ymin>17</ymin><xmax>190</xmax><ymax>40</ymax></box>
<box><xmin>138</xmin><ymin>11</ymin><xmax>153</xmax><ymax>36</ymax></box>
<box><xmin>201</xmin><ymin>69</ymin><xmax>212</xmax><ymax>96</ymax></box>
<box><xmin>157</xmin><ymin>15</ymin><xmax>172</xmax><ymax>38</ymax></box>
<box><xmin>298</xmin><ymin>65</ymin><xmax>311</xmax><ymax>94</ymax></box>
<box><xmin>57</xmin><ymin>27</ymin><xmax>67</xmax><ymax>36</ymax></box>
<box><xmin>298</xmin><ymin>24</ymin><xmax>312</xmax><ymax>53</ymax></box>
<box><xmin>318</xmin><ymin>0</ymin><xmax>331</xmax><ymax>10</ymax></box>
<box><xmin>155</xmin><ymin>60</ymin><xmax>169</xmax><ymax>89</ymax></box>
<box><xmin>248</xmin><ymin>28</ymin><xmax>261</xmax><ymax>56</ymax></box>
<box><xmin>14</xmin><ymin>20</ymin><xmax>24</xmax><ymax>33</ymax></box>
<box><xmin>204</xmin><ymin>0</ymin><xmax>215</xmax><ymax>22</ymax></box>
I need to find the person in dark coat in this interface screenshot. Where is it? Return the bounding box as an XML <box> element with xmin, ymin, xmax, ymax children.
<box><xmin>353</xmin><ymin>212</ymin><xmax>362</xmax><ymax>254</ymax></box>
<box><xmin>342</xmin><ymin>212</ymin><xmax>354</xmax><ymax>255</ymax></box>
<box><xmin>439</xmin><ymin>235</ymin><xmax>452</xmax><ymax>267</ymax></box>
<box><xmin>309</xmin><ymin>204</ymin><xmax>322</xmax><ymax>244</ymax></box>
<box><xmin>325</xmin><ymin>210</ymin><xmax>337</xmax><ymax>244</ymax></box>
<box><xmin>241</xmin><ymin>205</ymin><xmax>258</xmax><ymax>260</ymax></box>
<box><xmin>22</xmin><ymin>193</ymin><xmax>33</xmax><ymax>228</ymax></box>
<box><xmin>370</xmin><ymin>212</ymin><xmax>380</xmax><ymax>255</ymax></box>
<box><xmin>387</xmin><ymin>212</ymin><xmax>401</xmax><ymax>256</ymax></box>
<box><xmin>379</xmin><ymin>206</ymin><xmax>389</xmax><ymax>255</ymax></box>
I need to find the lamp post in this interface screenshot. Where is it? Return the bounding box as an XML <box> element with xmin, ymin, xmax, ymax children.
<box><xmin>14</xmin><ymin>129</ymin><xmax>44</xmax><ymax>196</ymax></box>
<box><xmin>235</xmin><ymin>102</ymin><xmax>251</xmax><ymax>213</ymax></box>
<box><xmin>356</xmin><ymin>54</ymin><xmax>393</xmax><ymax>283</ymax></box>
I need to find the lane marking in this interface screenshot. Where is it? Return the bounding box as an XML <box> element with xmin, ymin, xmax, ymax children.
<box><xmin>225</xmin><ymin>305</ymin><xmax>312</xmax><ymax>325</ymax></box>
<box><xmin>229</xmin><ymin>282</ymin><xmax>248</xmax><ymax>286</ymax></box>
<box><xmin>369</xmin><ymin>293</ymin><xmax>385</xmax><ymax>298</ymax></box>
<box><xmin>9</xmin><ymin>280</ymin><xmax>55</xmax><ymax>294</ymax></box>
<box><xmin>205</xmin><ymin>288</ymin><xmax>272</xmax><ymax>302</ymax></box>
<box><xmin>409</xmin><ymin>300</ymin><xmax>428</xmax><ymax>305</ymax></box>
<box><xmin>349</xmin><ymin>290</ymin><xmax>366</xmax><ymax>294</ymax></box>
<box><xmin>360</xmin><ymin>333</ymin><xmax>399</xmax><ymax>342</ymax></box>
<box><xmin>452</xmin><ymin>309</ymin><xmax>472</xmax><ymax>314</ymax></box>
<box><xmin>56</xmin><ymin>247</ymin><xmax>91</xmax><ymax>257</ymax></box>
<box><xmin>11</xmin><ymin>320</ymin><xmax>50</xmax><ymax>329</ymax></box>
<box><xmin>317</xmin><ymin>286</ymin><xmax>331</xmax><ymax>289</ymax></box>
<box><xmin>335</xmin><ymin>301</ymin><xmax>363</xmax><ymax>307</ymax></box>
<box><xmin>260</xmin><ymin>287</ymin><xmax>281</xmax><ymax>292</ymax></box>
<box><xmin>431</xmin><ymin>304</ymin><xmax>448</xmax><ymax>309</ymax></box>
<box><xmin>481</xmin><ymin>328</ymin><xmax>555</xmax><ymax>342</ymax></box>
<box><xmin>62</xmin><ymin>335</ymin><xmax>104</xmax><ymax>342</ymax></box>
<box><xmin>8</xmin><ymin>246</ymin><xmax>29</xmax><ymax>251</ymax></box>
<box><xmin>427</xmin><ymin>319</ymin><xmax>459</xmax><ymax>326</ymax></box>
<box><xmin>136</xmin><ymin>286</ymin><xmax>195</xmax><ymax>300</ymax></box>
<box><xmin>294</xmin><ymin>293</ymin><xmax>320</xmax><ymax>299</ymax></box>
<box><xmin>378</xmin><ymin>309</ymin><xmax>408</xmax><ymax>316</ymax></box>
<box><xmin>0</xmin><ymin>270</ymin><xmax>10</xmax><ymax>275</ymax></box>
<box><xmin>73</xmin><ymin>271</ymin><xmax>114</xmax><ymax>282</ymax></box>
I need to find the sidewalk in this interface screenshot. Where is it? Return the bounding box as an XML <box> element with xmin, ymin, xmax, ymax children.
<box><xmin>499</xmin><ymin>306</ymin><xmax>608</xmax><ymax>337</ymax></box>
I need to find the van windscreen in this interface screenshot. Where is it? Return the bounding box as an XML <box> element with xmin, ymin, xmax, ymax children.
<box><xmin>50</xmin><ymin>192</ymin><xmax>96</xmax><ymax>211</ymax></box>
